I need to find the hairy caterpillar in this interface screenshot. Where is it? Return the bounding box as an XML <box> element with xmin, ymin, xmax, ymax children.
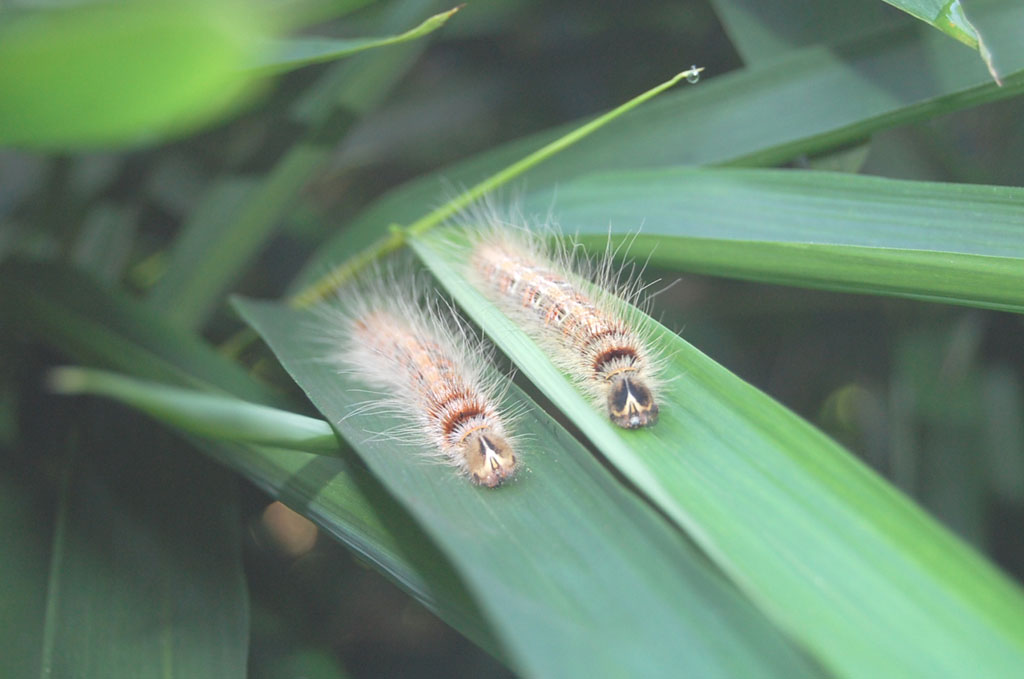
<box><xmin>465</xmin><ymin>214</ymin><xmax>662</xmax><ymax>429</ymax></box>
<box><xmin>320</xmin><ymin>274</ymin><xmax>520</xmax><ymax>487</ymax></box>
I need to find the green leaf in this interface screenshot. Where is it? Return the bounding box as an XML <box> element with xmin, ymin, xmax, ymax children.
<box><xmin>293</xmin><ymin>0</ymin><xmax>1024</xmax><ymax>290</ymax></box>
<box><xmin>40</xmin><ymin>418</ymin><xmax>248</xmax><ymax>679</ymax></box>
<box><xmin>874</xmin><ymin>0</ymin><xmax>1009</xmax><ymax>83</ymax></box>
<box><xmin>879</xmin><ymin>0</ymin><xmax>981</xmax><ymax>47</ymax></box>
<box><xmin>150</xmin><ymin>0</ymin><xmax>456</xmax><ymax>329</ymax></box>
<box><xmin>520</xmin><ymin>168</ymin><xmax>1024</xmax><ymax>313</ymax></box>
<box><xmin>708</xmin><ymin>0</ymin><xmax>904</xmax><ymax>63</ymax></box>
<box><xmin>0</xmin><ymin>473</ymin><xmax>50</xmax><ymax>679</ymax></box>
<box><xmin>0</xmin><ymin>258</ymin><xmax>507</xmax><ymax>660</ymax></box>
<box><xmin>198</xmin><ymin>439</ymin><xmax>506</xmax><ymax>660</ymax></box>
<box><xmin>0</xmin><ymin>260</ymin><xmax>283</xmax><ymax>405</ymax></box>
<box><xmin>410</xmin><ymin>228</ymin><xmax>1024</xmax><ymax>679</ymax></box>
<box><xmin>233</xmin><ymin>297</ymin><xmax>822</xmax><ymax>679</ymax></box>
<box><xmin>256</xmin><ymin>6</ymin><xmax>462</xmax><ymax>74</ymax></box>
<box><xmin>49</xmin><ymin>367</ymin><xmax>340</xmax><ymax>454</ymax></box>
<box><xmin>0</xmin><ymin>1</ymin><xmax>268</xmax><ymax>149</ymax></box>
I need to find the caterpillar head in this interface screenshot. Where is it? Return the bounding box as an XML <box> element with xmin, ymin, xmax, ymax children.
<box><xmin>608</xmin><ymin>374</ymin><xmax>658</xmax><ymax>429</ymax></box>
<box><xmin>462</xmin><ymin>430</ymin><xmax>518</xmax><ymax>488</ymax></box>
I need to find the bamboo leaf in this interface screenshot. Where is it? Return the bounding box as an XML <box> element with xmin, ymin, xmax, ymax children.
<box><xmin>0</xmin><ymin>258</ymin><xmax>506</xmax><ymax>660</ymax></box>
<box><xmin>0</xmin><ymin>473</ymin><xmax>50</xmax><ymax>679</ymax></box>
<box><xmin>293</xmin><ymin>0</ymin><xmax>1024</xmax><ymax>290</ymax></box>
<box><xmin>520</xmin><ymin>168</ymin><xmax>1024</xmax><ymax>313</ymax></box>
<box><xmin>233</xmin><ymin>297</ymin><xmax>822</xmax><ymax>679</ymax></box>
<box><xmin>150</xmin><ymin>0</ymin><xmax>456</xmax><ymax>329</ymax></box>
<box><xmin>410</xmin><ymin>228</ymin><xmax>1024</xmax><ymax>679</ymax></box>
<box><xmin>878</xmin><ymin>0</ymin><xmax>981</xmax><ymax>47</ymax></box>
<box><xmin>255</xmin><ymin>6</ymin><xmax>462</xmax><ymax>74</ymax></box>
<box><xmin>707</xmin><ymin>0</ymin><xmax>903</xmax><ymax>63</ymax></box>
<box><xmin>49</xmin><ymin>367</ymin><xmax>340</xmax><ymax>454</ymax></box>
<box><xmin>0</xmin><ymin>1</ymin><xmax>267</xmax><ymax>149</ymax></box>
<box><xmin>39</xmin><ymin>421</ymin><xmax>249</xmax><ymax>679</ymax></box>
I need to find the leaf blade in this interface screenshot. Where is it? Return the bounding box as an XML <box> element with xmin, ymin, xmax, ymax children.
<box><xmin>255</xmin><ymin>6</ymin><xmax>462</xmax><ymax>74</ymax></box>
<box><xmin>520</xmin><ymin>167</ymin><xmax>1024</xmax><ymax>313</ymax></box>
<box><xmin>293</xmin><ymin>0</ymin><xmax>1024</xmax><ymax>290</ymax></box>
<box><xmin>411</xmin><ymin>228</ymin><xmax>1024</xmax><ymax>679</ymax></box>
<box><xmin>234</xmin><ymin>296</ymin><xmax>823</xmax><ymax>679</ymax></box>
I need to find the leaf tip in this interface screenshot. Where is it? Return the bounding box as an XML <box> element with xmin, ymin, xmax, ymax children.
<box><xmin>46</xmin><ymin>366</ymin><xmax>86</xmax><ymax>395</ymax></box>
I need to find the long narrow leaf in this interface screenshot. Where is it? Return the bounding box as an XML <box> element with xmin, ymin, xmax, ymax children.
<box><xmin>234</xmin><ymin>297</ymin><xmax>822</xmax><ymax>679</ymax></box>
<box><xmin>255</xmin><ymin>6</ymin><xmax>461</xmax><ymax>74</ymax></box>
<box><xmin>293</xmin><ymin>0</ymin><xmax>1024</xmax><ymax>290</ymax></box>
<box><xmin>411</xmin><ymin>229</ymin><xmax>1024</xmax><ymax>679</ymax></box>
<box><xmin>40</xmin><ymin>419</ymin><xmax>248</xmax><ymax>679</ymax></box>
<box><xmin>49</xmin><ymin>367</ymin><xmax>340</xmax><ymax>454</ymax></box>
<box><xmin>520</xmin><ymin>168</ymin><xmax>1024</xmax><ymax>313</ymax></box>
<box><xmin>0</xmin><ymin>259</ymin><xmax>507</xmax><ymax>659</ymax></box>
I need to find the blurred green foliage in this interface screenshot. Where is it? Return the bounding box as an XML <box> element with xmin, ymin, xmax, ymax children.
<box><xmin>2</xmin><ymin>0</ymin><xmax>1023</xmax><ymax>677</ymax></box>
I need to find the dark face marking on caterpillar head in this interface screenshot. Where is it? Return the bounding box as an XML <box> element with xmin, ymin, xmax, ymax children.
<box><xmin>608</xmin><ymin>375</ymin><xmax>658</xmax><ymax>429</ymax></box>
<box><xmin>463</xmin><ymin>431</ymin><xmax>518</xmax><ymax>488</ymax></box>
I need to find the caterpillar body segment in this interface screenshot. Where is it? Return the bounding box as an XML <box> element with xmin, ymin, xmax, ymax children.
<box><xmin>467</xmin><ymin>223</ymin><xmax>662</xmax><ymax>429</ymax></box>
<box><xmin>322</xmin><ymin>275</ymin><xmax>520</xmax><ymax>487</ymax></box>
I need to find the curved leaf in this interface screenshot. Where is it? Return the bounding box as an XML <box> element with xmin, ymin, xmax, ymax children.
<box><xmin>410</xmin><ymin>228</ymin><xmax>1024</xmax><ymax>679</ymax></box>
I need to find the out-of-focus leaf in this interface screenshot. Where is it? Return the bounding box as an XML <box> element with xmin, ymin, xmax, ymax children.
<box><xmin>708</xmin><ymin>0</ymin><xmax>904</xmax><ymax>63</ymax></box>
<box><xmin>256</xmin><ymin>6</ymin><xmax>461</xmax><ymax>74</ymax></box>
<box><xmin>0</xmin><ymin>473</ymin><xmax>50</xmax><ymax>679</ymax></box>
<box><xmin>0</xmin><ymin>1</ymin><xmax>269</xmax><ymax>149</ymax></box>
<box><xmin>0</xmin><ymin>260</ymin><xmax>283</xmax><ymax>404</ymax></box>
<box><xmin>150</xmin><ymin>0</ymin><xmax>455</xmax><ymax>329</ymax></box>
<box><xmin>0</xmin><ymin>258</ymin><xmax>507</xmax><ymax>661</ymax></box>
<box><xmin>71</xmin><ymin>203</ymin><xmax>137</xmax><ymax>285</ymax></box>
<box><xmin>39</xmin><ymin>418</ymin><xmax>248</xmax><ymax>678</ymax></box>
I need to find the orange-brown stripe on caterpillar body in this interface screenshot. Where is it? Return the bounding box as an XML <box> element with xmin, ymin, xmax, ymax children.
<box><xmin>319</xmin><ymin>272</ymin><xmax>520</xmax><ymax>487</ymax></box>
<box><xmin>465</xmin><ymin>210</ymin><xmax>662</xmax><ymax>430</ymax></box>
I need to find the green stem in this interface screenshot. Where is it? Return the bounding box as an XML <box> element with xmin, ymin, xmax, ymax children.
<box><xmin>291</xmin><ymin>66</ymin><xmax>704</xmax><ymax>307</ymax></box>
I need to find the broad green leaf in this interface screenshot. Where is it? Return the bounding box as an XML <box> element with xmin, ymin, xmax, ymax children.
<box><xmin>256</xmin><ymin>6</ymin><xmax>461</xmax><ymax>74</ymax></box>
<box><xmin>0</xmin><ymin>1</ymin><xmax>268</xmax><ymax>149</ymax></box>
<box><xmin>234</xmin><ymin>297</ymin><xmax>822</xmax><ymax>679</ymax></box>
<box><xmin>0</xmin><ymin>259</ymin><xmax>506</xmax><ymax>661</ymax></box>
<box><xmin>293</xmin><ymin>0</ymin><xmax>1024</xmax><ymax>290</ymax></box>
<box><xmin>520</xmin><ymin>168</ymin><xmax>1024</xmax><ymax>314</ymax></box>
<box><xmin>39</xmin><ymin>417</ymin><xmax>248</xmax><ymax>679</ymax></box>
<box><xmin>411</xmin><ymin>229</ymin><xmax>1024</xmax><ymax>679</ymax></box>
<box><xmin>49</xmin><ymin>367</ymin><xmax>340</xmax><ymax>454</ymax></box>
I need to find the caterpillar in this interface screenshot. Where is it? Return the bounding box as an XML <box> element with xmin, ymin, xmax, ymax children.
<box><xmin>321</xmin><ymin>274</ymin><xmax>520</xmax><ymax>487</ymax></box>
<box><xmin>465</xmin><ymin>216</ymin><xmax>662</xmax><ymax>429</ymax></box>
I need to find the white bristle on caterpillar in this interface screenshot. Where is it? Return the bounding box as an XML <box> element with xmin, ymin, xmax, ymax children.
<box><xmin>319</xmin><ymin>274</ymin><xmax>520</xmax><ymax>488</ymax></box>
<box><xmin>463</xmin><ymin>208</ymin><xmax>663</xmax><ymax>429</ymax></box>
